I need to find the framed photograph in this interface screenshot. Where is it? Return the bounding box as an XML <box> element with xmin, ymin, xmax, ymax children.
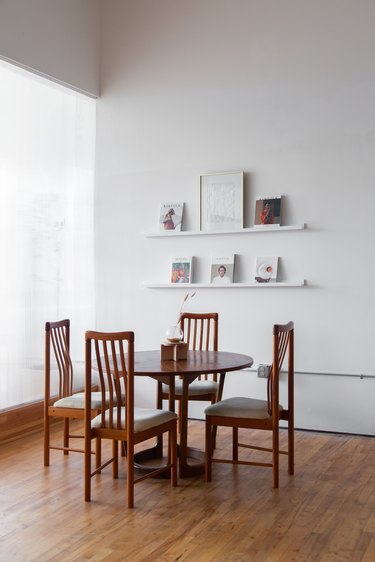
<box><xmin>159</xmin><ymin>202</ymin><xmax>184</xmax><ymax>231</ymax></box>
<box><xmin>199</xmin><ymin>170</ymin><xmax>244</xmax><ymax>231</ymax></box>
<box><xmin>171</xmin><ymin>256</ymin><xmax>193</xmax><ymax>284</ymax></box>
<box><xmin>254</xmin><ymin>196</ymin><xmax>282</xmax><ymax>227</ymax></box>
<box><xmin>210</xmin><ymin>255</ymin><xmax>235</xmax><ymax>285</ymax></box>
<box><xmin>254</xmin><ymin>256</ymin><xmax>278</xmax><ymax>283</ymax></box>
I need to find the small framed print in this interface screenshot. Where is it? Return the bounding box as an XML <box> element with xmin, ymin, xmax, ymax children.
<box><xmin>199</xmin><ymin>170</ymin><xmax>244</xmax><ymax>231</ymax></box>
<box><xmin>210</xmin><ymin>254</ymin><xmax>235</xmax><ymax>285</ymax></box>
<box><xmin>159</xmin><ymin>202</ymin><xmax>184</xmax><ymax>231</ymax></box>
<box><xmin>254</xmin><ymin>256</ymin><xmax>278</xmax><ymax>283</ymax></box>
<box><xmin>254</xmin><ymin>196</ymin><xmax>282</xmax><ymax>227</ymax></box>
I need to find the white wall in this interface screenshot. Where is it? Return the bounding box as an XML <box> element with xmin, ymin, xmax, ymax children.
<box><xmin>95</xmin><ymin>0</ymin><xmax>375</xmax><ymax>434</ymax></box>
<box><xmin>0</xmin><ymin>0</ymin><xmax>100</xmax><ymax>96</ymax></box>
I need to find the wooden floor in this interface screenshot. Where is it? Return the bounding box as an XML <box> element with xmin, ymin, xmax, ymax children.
<box><xmin>1</xmin><ymin>421</ymin><xmax>375</xmax><ymax>562</ymax></box>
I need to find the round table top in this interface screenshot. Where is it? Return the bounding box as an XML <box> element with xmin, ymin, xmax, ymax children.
<box><xmin>134</xmin><ymin>350</ymin><xmax>253</xmax><ymax>376</ymax></box>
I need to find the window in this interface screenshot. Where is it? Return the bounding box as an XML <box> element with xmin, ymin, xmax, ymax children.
<box><xmin>0</xmin><ymin>60</ymin><xmax>96</xmax><ymax>408</ymax></box>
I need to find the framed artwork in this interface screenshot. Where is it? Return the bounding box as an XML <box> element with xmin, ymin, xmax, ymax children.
<box><xmin>159</xmin><ymin>202</ymin><xmax>184</xmax><ymax>231</ymax></box>
<box><xmin>254</xmin><ymin>196</ymin><xmax>282</xmax><ymax>227</ymax></box>
<box><xmin>199</xmin><ymin>170</ymin><xmax>244</xmax><ymax>231</ymax></box>
<box><xmin>170</xmin><ymin>256</ymin><xmax>193</xmax><ymax>284</ymax></box>
<box><xmin>210</xmin><ymin>254</ymin><xmax>235</xmax><ymax>285</ymax></box>
<box><xmin>254</xmin><ymin>256</ymin><xmax>278</xmax><ymax>283</ymax></box>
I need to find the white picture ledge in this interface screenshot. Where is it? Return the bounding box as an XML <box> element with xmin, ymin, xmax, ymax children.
<box><xmin>143</xmin><ymin>281</ymin><xmax>305</xmax><ymax>288</ymax></box>
<box><xmin>144</xmin><ymin>224</ymin><xmax>305</xmax><ymax>238</ymax></box>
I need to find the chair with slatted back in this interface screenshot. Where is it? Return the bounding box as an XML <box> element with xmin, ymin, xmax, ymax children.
<box><xmin>161</xmin><ymin>312</ymin><xmax>220</xmax><ymax>428</ymax></box>
<box><xmin>44</xmin><ymin>319</ymin><xmax>102</xmax><ymax>466</ymax></box>
<box><xmin>84</xmin><ymin>330</ymin><xmax>178</xmax><ymax>508</ymax></box>
<box><xmin>205</xmin><ymin>322</ymin><xmax>294</xmax><ymax>488</ymax></box>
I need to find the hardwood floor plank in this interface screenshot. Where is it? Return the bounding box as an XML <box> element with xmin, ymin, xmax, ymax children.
<box><xmin>1</xmin><ymin>421</ymin><xmax>375</xmax><ymax>561</ymax></box>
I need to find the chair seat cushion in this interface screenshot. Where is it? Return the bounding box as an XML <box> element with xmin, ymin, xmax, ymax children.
<box><xmin>204</xmin><ymin>397</ymin><xmax>283</xmax><ymax>420</ymax></box>
<box><xmin>162</xmin><ymin>380</ymin><xmax>218</xmax><ymax>396</ymax></box>
<box><xmin>53</xmin><ymin>392</ymin><xmax>117</xmax><ymax>410</ymax></box>
<box><xmin>91</xmin><ymin>407</ymin><xmax>177</xmax><ymax>433</ymax></box>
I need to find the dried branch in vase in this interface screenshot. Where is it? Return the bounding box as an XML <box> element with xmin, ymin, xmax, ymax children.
<box><xmin>165</xmin><ymin>292</ymin><xmax>196</xmax><ymax>343</ymax></box>
<box><xmin>177</xmin><ymin>291</ymin><xmax>196</xmax><ymax>324</ymax></box>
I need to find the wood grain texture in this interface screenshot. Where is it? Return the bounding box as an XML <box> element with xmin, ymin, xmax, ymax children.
<box><xmin>134</xmin><ymin>350</ymin><xmax>253</xmax><ymax>376</ymax></box>
<box><xmin>1</xmin><ymin>421</ymin><xmax>375</xmax><ymax>561</ymax></box>
<box><xmin>0</xmin><ymin>400</ymin><xmax>48</xmax><ymax>444</ymax></box>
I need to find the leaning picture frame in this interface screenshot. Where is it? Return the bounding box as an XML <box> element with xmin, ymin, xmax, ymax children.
<box><xmin>199</xmin><ymin>170</ymin><xmax>244</xmax><ymax>231</ymax></box>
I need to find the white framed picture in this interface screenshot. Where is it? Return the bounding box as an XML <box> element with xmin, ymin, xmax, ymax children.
<box><xmin>210</xmin><ymin>255</ymin><xmax>235</xmax><ymax>285</ymax></box>
<box><xmin>254</xmin><ymin>256</ymin><xmax>278</xmax><ymax>283</ymax></box>
<box><xmin>254</xmin><ymin>196</ymin><xmax>282</xmax><ymax>227</ymax></box>
<box><xmin>199</xmin><ymin>171</ymin><xmax>243</xmax><ymax>231</ymax></box>
<box><xmin>170</xmin><ymin>256</ymin><xmax>193</xmax><ymax>284</ymax></box>
<box><xmin>159</xmin><ymin>202</ymin><xmax>184</xmax><ymax>231</ymax></box>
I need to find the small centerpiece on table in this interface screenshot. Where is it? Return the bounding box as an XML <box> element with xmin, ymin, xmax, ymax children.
<box><xmin>161</xmin><ymin>292</ymin><xmax>196</xmax><ymax>360</ymax></box>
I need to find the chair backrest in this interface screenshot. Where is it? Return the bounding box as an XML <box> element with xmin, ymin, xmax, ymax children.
<box><xmin>85</xmin><ymin>331</ymin><xmax>134</xmax><ymax>433</ymax></box>
<box><xmin>45</xmin><ymin>319</ymin><xmax>73</xmax><ymax>400</ymax></box>
<box><xmin>267</xmin><ymin>321</ymin><xmax>294</xmax><ymax>416</ymax></box>
<box><xmin>179</xmin><ymin>312</ymin><xmax>218</xmax><ymax>381</ymax></box>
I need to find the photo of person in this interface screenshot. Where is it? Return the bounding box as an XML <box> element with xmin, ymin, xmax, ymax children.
<box><xmin>254</xmin><ymin>196</ymin><xmax>282</xmax><ymax>226</ymax></box>
<box><xmin>260</xmin><ymin>201</ymin><xmax>274</xmax><ymax>224</ymax></box>
<box><xmin>211</xmin><ymin>265</ymin><xmax>232</xmax><ymax>285</ymax></box>
<box><xmin>210</xmin><ymin>255</ymin><xmax>235</xmax><ymax>284</ymax></box>
<box><xmin>163</xmin><ymin>208</ymin><xmax>176</xmax><ymax>230</ymax></box>
<box><xmin>159</xmin><ymin>202</ymin><xmax>184</xmax><ymax>231</ymax></box>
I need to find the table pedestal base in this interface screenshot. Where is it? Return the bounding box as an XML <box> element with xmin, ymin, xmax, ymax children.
<box><xmin>133</xmin><ymin>441</ymin><xmax>205</xmax><ymax>478</ymax></box>
<box><xmin>178</xmin><ymin>445</ymin><xmax>205</xmax><ymax>478</ymax></box>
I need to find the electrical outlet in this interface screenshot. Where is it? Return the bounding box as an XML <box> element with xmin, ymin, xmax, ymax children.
<box><xmin>257</xmin><ymin>364</ymin><xmax>271</xmax><ymax>378</ymax></box>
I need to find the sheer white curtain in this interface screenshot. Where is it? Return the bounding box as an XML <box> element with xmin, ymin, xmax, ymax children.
<box><xmin>0</xmin><ymin>60</ymin><xmax>96</xmax><ymax>409</ymax></box>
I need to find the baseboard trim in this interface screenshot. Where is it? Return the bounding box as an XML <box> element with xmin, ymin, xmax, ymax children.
<box><xmin>0</xmin><ymin>386</ymin><xmax>97</xmax><ymax>445</ymax></box>
<box><xmin>0</xmin><ymin>400</ymin><xmax>49</xmax><ymax>444</ymax></box>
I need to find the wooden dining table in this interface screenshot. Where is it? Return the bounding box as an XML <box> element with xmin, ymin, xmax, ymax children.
<box><xmin>133</xmin><ymin>349</ymin><xmax>253</xmax><ymax>478</ymax></box>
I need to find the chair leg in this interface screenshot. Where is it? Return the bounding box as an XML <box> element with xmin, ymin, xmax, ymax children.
<box><xmin>170</xmin><ymin>426</ymin><xmax>178</xmax><ymax>487</ymax></box>
<box><xmin>167</xmin><ymin>428</ymin><xmax>171</xmax><ymax>476</ymax></box>
<box><xmin>95</xmin><ymin>437</ymin><xmax>101</xmax><ymax>471</ymax></box>
<box><xmin>273</xmin><ymin>425</ymin><xmax>279</xmax><ymax>488</ymax></box>
<box><xmin>211</xmin><ymin>396</ymin><xmax>218</xmax><ymax>450</ymax></box>
<box><xmin>44</xmin><ymin>414</ymin><xmax>50</xmax><ymax>467</ymax></box>
<box><xmin>288</xmin><ymin>422</ymin><xmax>294</xmax><ymax>476</ymax></box>
<box><xmin>205</xmin><ymin>417</ymin><xmax>212</xmax><ymax>482</ymax></box>
<box><xmin>178</xmin><ymin>400</ymin><xmax>182</xmax><ymax>433</ymax></box>
<box><xmin>127</xmin><ymin>440</ymin><xmax>134</xmax><ymax>509</ymax></box>
<box><xmin>112</xmin><ymin>441</ymin><xmax>119</xmax><ymax>479</ymax></box>
<box><xmin>84</xmin><ymin>437</ymin><xmax>91</xmax><ymax>502</ymax></box>
<box><xmin>232</xmin><ymin>427</ymin><xmax>238</xmax><ymax>461</ymax></box>
<box><xmin>63</xmin><ymin>417</ymin><xmax>69</xmax><ymax>455</ymax></box>
<box><xmin>120</xmin><ymin>440</ymin><xmax>126</xmax><ymax>457</ymax></box>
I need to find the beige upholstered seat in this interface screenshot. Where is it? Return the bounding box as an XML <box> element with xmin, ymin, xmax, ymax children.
<box><xmin>162</xmin><ymin>379</ymin><xmax>218</xmax><ymax>396</ymax></box>
<box><xmin>53</xmin><ymin>392</ymin><xmax>101</xmax><ymax>409</ymax></box>
<box><xmin>53</xmin><ymin>391</ymin><xmax>121</xmax><ymax>409</ymax></box>
<box><xmin>91</xmin><ymin>407</ymin><xmax>177</xmax><ymax>433</ymax></box>
<box><xmin>205</xmin><ymin>396</ymin><xmax>284</xmax><ymax>419</ymax></box>
<box><xmin>205</xmin><ymin>322</ymin><xmax>295</xmax><ymax>489</ymax></box>
<box><xmin>84</xmin><ymin>330</ymin><xmax>178</xmax><ymax>508</ymax></box>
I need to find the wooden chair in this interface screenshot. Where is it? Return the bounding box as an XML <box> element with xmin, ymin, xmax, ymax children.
<box><xmin>44</xmin><ymin>319</ymin><xmax>102</xmax><ymax>466</ymax></box>
<box><xmin>84</xmin><ymin>330</ymin><xmax>178</xmax><ymax>508</ymax></box>
<box><xmin>205</xmin><ymin>322</ymin><xmax>294</xmax><ymax>488</ymax></box>
<box><xmin>161</xmin><ymin>312</ymin><xmax>220</xmax><ymax>429</ymax></box>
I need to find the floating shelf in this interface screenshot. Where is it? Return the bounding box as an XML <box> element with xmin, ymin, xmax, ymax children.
<box><xmin>144</xmin><ymin>224</ymin><xmax>305</xmax><ymax>238</ymax></box>
<box><xmin>143</xmin><ymin>281</ymin><xmax>305</xmax><ymax>288</ymax></box>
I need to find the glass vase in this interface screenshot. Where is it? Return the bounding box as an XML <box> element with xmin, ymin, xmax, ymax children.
<box><xmin>165</xmin><ymin>325</ymin><xmax>183</xmax><ymax>343</ymax></box>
